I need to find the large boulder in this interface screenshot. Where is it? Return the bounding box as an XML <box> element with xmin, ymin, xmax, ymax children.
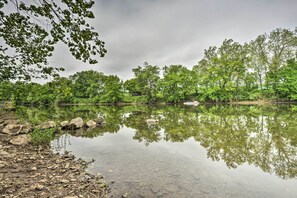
<box><xmin>37</xmin><ymin>121</ymin><xmax>56</xmax><ymax>130</ymax></box>
<box><xmin>69</xmin><ymin>117</ymin><xmax>84</xmax><ymax>129</ymax></box>
<box><xmin>85</xmin><ymin>120</ymin><xmax>97</xmax><ymax>128</ymax></box>
<box><xmin>10</xmin><ymin>134</ymin><xmax>32</xmax><ymax>145</ymax></box>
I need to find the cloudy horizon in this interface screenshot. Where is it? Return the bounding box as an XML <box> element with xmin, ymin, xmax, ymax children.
<box><xmin>47</xmin><ymin>0</ymin><xmax>297</xmax><ymax>81</ymax></box>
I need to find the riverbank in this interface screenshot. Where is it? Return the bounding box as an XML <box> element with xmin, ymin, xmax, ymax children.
<box><xmin>0</xmin><ymin>110</ymin><xmax>109</xmax><ymax>197</ymax></box>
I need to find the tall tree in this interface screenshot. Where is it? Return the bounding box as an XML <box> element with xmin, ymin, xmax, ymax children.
<box><xmin>132</xmin><ymin>62</ymin><xmax>160</xmax><ymax>104</ymax></box>
<box><xmin>161</xmin><ymin>65</ymin><xmax>195</xmax><ymax>103</ymax></box>
<box><xmin>0</xmin><ymin>0</ymin><xmax>106</xmax><ymax>80</ymax></box>
<box><xmin>277</xmin><ymin>59</ymin><xmax>297</xmax><ymax>100</ymax></box>
<box><xmin>101</xmin><ymin>75</ymin><xmax>123</xmax><ymax>103</ymax></box>
<box><xmin>69</xmin><ymin>70</ymin><xmax>105</xmax><ymax>98</ymax></box>
<box><xmin>249</xmin><ymin>28</ymin><xmax>297</xmax><ymax>98</ymax></box>
<box><xmin>194</xmin><ymin>40</ymin><xmax>249</xmax><ymax>101</ymax></box>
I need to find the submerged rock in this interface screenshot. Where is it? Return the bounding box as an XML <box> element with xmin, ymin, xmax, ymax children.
<box><xmin>69</xmin><ymin>117</ymin><xmax>84</xmax><ymax>129</ymax></box>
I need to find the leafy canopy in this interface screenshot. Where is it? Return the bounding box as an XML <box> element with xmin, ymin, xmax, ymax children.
<box><xmin>0</xmin><ymin>0</ymin><xmax>106</xmax><ymax>80</ymax></box>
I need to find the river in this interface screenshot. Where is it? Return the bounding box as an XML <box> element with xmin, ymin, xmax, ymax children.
<box><xmin>17</xmin><ymin>104</ymin><xmax>297</xmax><ymax>197</ymax></box>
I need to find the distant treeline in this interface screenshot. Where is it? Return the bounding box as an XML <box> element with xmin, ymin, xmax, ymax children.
<box><xmin>1</xmin><ymin>27</ymin><xmax>297</xmax><ymax>105</ymax></box>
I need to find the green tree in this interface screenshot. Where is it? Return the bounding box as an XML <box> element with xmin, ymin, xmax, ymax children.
<box><xmin>50</xmin><ymin>77</ymin><xmax>74</xmax><ymax>103</ymax></box>
<box><xmin>132</xmin><ymin>62</ymin><xmax>160</xmax><ymax>104</ymax></box>
<box><xmin>277</xmin><ymin>59</ymin><xmax>297</xmax><ymax>100</ymax></box>
<box><xmin>249</xmin><ymin>28</ymin><xmax>297</xmax><ymax>98</ymax></box>
<box><xmin>194</xmin><ymin>39</ymin><xmax>250</xmax><ymax>102</ymax></box>
<box><xmin>160</xmin><ymin>65</ymin><xmax>195</xmax><ymax>103</ymax></box>
<box><xmin>0</xmin><ymin>0</ymin><xmax>106</xmax><ymax>80</ymax></box>
<box><xmin>101</xmin><ymin>75</ymin><xmax>123</xmax><ymax>103</ymax></box>
<box><xmin>69</xmin><ymin>70</ymin><xmax>105</xmax><ymax>99</ymax></box>
<box><xmin>123</xmin><ymin>78</ymin><xmax>142</xmax><ymax>96</ymax></box>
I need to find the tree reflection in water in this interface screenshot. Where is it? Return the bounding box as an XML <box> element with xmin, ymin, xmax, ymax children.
<box><xmin>17</xmin><ymin>104</ymin><xmax>297</xmax><ymax>179</ymax></box>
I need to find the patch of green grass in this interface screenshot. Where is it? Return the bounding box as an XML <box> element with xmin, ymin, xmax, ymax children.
<box><xmin>30</xmin><ymin>128</ymin><xmax>56</xmax><ymax>145</ymax></box>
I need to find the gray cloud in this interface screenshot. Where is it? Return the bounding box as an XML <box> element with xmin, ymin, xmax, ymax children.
<box><xmin>49</xmin><ymin>0</ymin><xmax>297</xmax><ymax>81</ymax></box>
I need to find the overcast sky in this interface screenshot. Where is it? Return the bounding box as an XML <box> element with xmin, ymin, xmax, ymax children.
<box><xmin>49</xmin><ymin>0</ymin><xmax>297</xmax><ymax>81</ymax></box>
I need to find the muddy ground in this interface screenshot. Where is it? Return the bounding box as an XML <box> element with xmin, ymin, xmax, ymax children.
<box><xmin>0</xmin><ymin>110</ymin><xmax>110</xmax><ymax>198</ymax></box>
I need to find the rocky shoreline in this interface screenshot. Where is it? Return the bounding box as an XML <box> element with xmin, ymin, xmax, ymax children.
<box><xmin>0</xmin><ymin>110</ymin><xmax>109</xmax><ymax>197</ymax></box>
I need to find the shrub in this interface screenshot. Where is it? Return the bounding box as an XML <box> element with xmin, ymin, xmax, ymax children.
<box><xmin>30</xmin><ymin>128</ymin><xmax>56</xmax><ymax>145</ymax></box>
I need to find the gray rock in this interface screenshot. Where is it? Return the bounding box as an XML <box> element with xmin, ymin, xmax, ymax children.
<box><xmin>85</xmin><ymin>120</ymin><xmax>96</xmax><ymax>128</ymax></box>
<box><xmin>10</xmin><ymin>134</ymin><xmax>32</xmax><ymax>145</ymax></box>
<box><xmin>60</xmin><ymin>121</ymin><xmax>69</xmax><ymax>129</ymax></box>
<box><xmin>37</xmin><ymin>121</ymin><xmax>56</xmax><ymax>129</ymax></box>
<box><xmin>69</xmin><ymin>117</ymin><xmax>84</xmax><ymax>129</ymax></box>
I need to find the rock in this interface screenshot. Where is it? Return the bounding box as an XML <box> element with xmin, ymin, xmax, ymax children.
<box><xmin>60</xmin><ymin>179</ymin><xmax>70</xmax><ymax>184</ymax></box>
<box><xmin>0</xmin><ymin>150</ymin><xmax>13</xmax><ymax>158</ymax></box>
<box><xmin>69</xmin><ymin>117</ymin><xmax>84</xmax><ymax>129</ymax></box>
<box><xmin>64</xmin><ymin>163</ymin><xmax>70</xmax><ymax>169</ymax></box>
<box><xmin>0</xmin><ymin>160</ymin><xmax>8</xmax><ymax>168</ymax></box>
<box><xmin>94</xmin><ymin>117</ymin><xmax>105</xmax><ymax>125</ymax></box>
<box><xmin>145</xmin><ymin>119</ymin><xmax>159</xmax><ymax>125</ymax></box>
<box><xmin>2</xmin><ymin>124</ymin><xmax>32</xmax><ymax>135</ymax></box>
<box><xmin>31</xmin><ymin>167</ymin><xmax>37</xmax><ymax>171</ymax></box>
<box><xmin>10</xmin><ymin>134</ymin><xmax>32</xmax><ymax>145</ymax></box>
<box><xmin>19</xmin><ymin>124</ymin><xmax>32</xmax><ymax>134</ymax></box>
<box><xmin>85</xmin><ymin>120</ymin><xmax>96</xmax><ymax>128</ymax></box>
<box><xmin>3</xmin><ymin>119</ymin><xmax>19</xmax><ymax>125</ymax></box>
<box><xmin>37</xmin><ymin>121</ymin><xmax>56</xmax><ymax>129</ymax></box>
<box><xmin>29</xmin><ymin>183</ymin><xmax>45</xmax><ymax>191</ymax></box>
<box><xmin>60</xmin><ymin>121</ymin><xmax>69</xmax><ymax>129</ymax></box>
<box><xmin>2</xmin><ymin>124</ymin><xmax>22</xmax><ymax>135</ymax></box>
<box><xmin>151</xmin><ymin>186</ymin><xmax>160</xmax><ymax>194</ymax></box>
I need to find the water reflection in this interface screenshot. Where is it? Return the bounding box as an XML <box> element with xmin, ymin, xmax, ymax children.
<box><xmin>17</xmin><ymin>105</ymin><xmax>297</xmax><ymax>179</ymax></box>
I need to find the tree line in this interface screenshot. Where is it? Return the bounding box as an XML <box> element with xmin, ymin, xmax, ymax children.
<box><xmin>1</xmin><ymin>27</ymin><xmax>296</xmax><ymax>105</ymax></box>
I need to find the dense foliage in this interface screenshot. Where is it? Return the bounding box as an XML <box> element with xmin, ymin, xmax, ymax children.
<box><xmin>0</xmin><ymin>27</ymin><xmax>296</xmax><ymax>105</ymax></box>
<box><xmin>0</xmin><ymin>0</ymin><xmax>106</xmax><ymax>81</ymax></box>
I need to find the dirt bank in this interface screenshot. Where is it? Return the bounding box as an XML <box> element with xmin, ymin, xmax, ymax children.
<box><xmin>0</xmin><ymin>111</ymin><xmax>109</xmax><ymax>198</ymax></box>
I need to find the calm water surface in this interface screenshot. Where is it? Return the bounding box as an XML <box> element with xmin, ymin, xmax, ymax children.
<box><xmin>18</xmin><ymin>105</ymin><xmax>297</xmax><ymax>197</ymax></box>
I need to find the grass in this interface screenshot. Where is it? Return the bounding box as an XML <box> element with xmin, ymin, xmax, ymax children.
<box><xmin>30</xmin><ymin>128</ymin><xmax>56</xmax><ymax>145</ymax></box>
